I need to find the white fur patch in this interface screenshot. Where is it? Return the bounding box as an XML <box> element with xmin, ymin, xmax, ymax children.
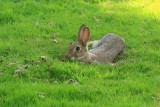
<box><xmin>70</xmin><ymin>57</ymin><xmax>75</xmax><ymax>61</ymax></box>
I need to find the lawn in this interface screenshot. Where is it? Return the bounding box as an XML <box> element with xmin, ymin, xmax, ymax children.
<box><xmin>0</xmin><ymin>0</ymin><xmax>160</xmax><ymax>107</ymax></box>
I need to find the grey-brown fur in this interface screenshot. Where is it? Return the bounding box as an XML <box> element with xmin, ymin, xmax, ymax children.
<box><xmin>88</xmin><ymin>33</ymin><xmax>125</xmax><ymax>63</ymax></box>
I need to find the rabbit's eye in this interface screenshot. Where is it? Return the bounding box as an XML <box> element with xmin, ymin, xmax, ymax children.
<box><xmin>76</xmin><ymin>46</ymin><xmax>80</xmax><ymax>51</ymax></box>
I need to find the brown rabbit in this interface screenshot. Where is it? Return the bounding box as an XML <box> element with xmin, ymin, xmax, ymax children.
<box><xmin>65</xmin><ymin>24</ymin><xmax>125</xmax><ymax>64</ymax></box>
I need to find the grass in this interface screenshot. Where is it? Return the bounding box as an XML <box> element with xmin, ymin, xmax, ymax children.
<box><xmin>0</xmin><ymin>0</ymin><xmax>160</xmax><ymax>106</ymax></box>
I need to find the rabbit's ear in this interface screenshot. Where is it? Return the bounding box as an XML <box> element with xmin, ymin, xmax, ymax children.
<box><xmin>78</xmin><ymin>24</ymin><xmax>90</xmax><ymax>46</ymax></box>
<box><xmin>78</xmin><ymin>24</ymin><xmax>86</xmax><ymax>43</ymax></box>
<box><xmin>82</xmin><ymin>27</ymin><xmax>90</xmax><ymax>45</ymax></box>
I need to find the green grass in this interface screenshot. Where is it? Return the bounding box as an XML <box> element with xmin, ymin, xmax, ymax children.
<box><xmin>0</xmin><ymin>0</ymin><xmax>160</xmax><ymax>106</ymax></box>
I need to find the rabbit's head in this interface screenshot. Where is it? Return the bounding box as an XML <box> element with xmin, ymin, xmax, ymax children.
<box><xmin>65</xmin><ymin>24</ymin><xmax>90</xmax><ymax>61</ymax></box>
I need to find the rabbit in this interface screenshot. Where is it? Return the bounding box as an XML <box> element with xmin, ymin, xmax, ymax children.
<box><xmin>65</xmin><ymin>24</ymin><xmax>125</xmax><ymax>64</ymax></box>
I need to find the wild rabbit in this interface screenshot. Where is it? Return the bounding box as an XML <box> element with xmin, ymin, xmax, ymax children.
<box><xmin>65</xmin><ymin>24</ymin><xmax>125</xmax><ymax>64</ymax></box>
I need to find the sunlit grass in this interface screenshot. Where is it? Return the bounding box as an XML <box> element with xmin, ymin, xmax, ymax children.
<box><xmin>100</xmin><ymin>0</ymin><xmax>160</xmax><ymax>17</ymax></box>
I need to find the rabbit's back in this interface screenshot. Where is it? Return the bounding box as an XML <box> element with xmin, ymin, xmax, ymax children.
<box><xmin>89</xmin><ymin>33</ymin><xmax>125</xmax><ymax>63</ymax></box>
